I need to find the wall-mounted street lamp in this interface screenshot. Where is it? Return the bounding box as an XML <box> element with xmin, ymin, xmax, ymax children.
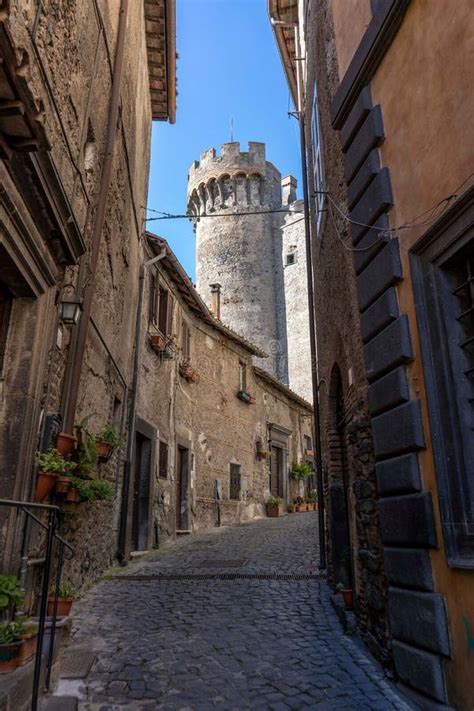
<box><xmin>58</xmin><ymin>284</ymin><xmax>83</xmax><ymax>325</ymax></box>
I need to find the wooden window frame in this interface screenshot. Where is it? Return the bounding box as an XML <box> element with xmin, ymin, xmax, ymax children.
<box><xmin>158</xmin><ymin>284</ymin><xmax>174</xmax><ymax>337</ymax></box>
<box><xmin>410</xmin><ymin>185</ymin><xmax>474</xmax><ymax>568</ymax></box>
<box><xmin>181</xmin><ymin>319</ymin><xmax>191</xmax><ymax>363</ymax></box>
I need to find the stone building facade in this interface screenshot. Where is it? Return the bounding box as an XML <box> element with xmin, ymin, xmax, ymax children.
<box><xmin>271</xmin><ymin>0</ymin><xmax>474</xmax><ymax>708</ymax></box>
<box><xmin>125</xmin><ymin>233</ymin><xmax>313</xmax><ymax>552</ymax></box>
<box><xmin>0</xmin><ymin>0</ymin><xmax>176</xmax><ymax>594</ymax></box>
<box><xmin>187</xmin><ymin>142</ymin><xmax>312</xmax><ymax>402</ymax></box>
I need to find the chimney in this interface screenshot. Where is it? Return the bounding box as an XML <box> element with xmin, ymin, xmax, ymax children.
<box><xmin>281</xmin><ymin>175</ymin><xmax>297</xmax><ymax>205</ymax></box>
<box><xmin>210</xmin><ymin>283</ymin><xmax>222</xmax><ymax>319</ymax></box>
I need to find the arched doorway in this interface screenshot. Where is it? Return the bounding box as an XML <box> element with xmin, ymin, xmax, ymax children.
<box><xmin>328</xmin><ymin>365</ymin><xmax>353</xmax><ymax>589</ymax></box>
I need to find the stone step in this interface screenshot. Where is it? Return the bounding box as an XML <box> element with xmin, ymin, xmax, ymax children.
<box><xmin>40</xmin><ymin>696</ymin><xmax>78</xmax><ymax>711</ymax></box>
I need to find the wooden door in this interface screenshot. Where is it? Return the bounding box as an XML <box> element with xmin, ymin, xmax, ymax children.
<box><xmin>270</xmin><ymin>446</ymin><xmax>282</xmax><ymax>497</ymax></box>
<box><xmin>132</xmin><ymin>434</ymin><xmax>152</xmax><ymax>551</ymax></box>
<box><xmin>176</xmin><ymin>447</ymin><xmax>182</xmax><ymax>530</ymax></box>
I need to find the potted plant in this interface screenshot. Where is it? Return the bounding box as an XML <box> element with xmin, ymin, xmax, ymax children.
<box><xmin>69</xmin><ymin>477</ymin><xmax>115</xmax><ymax>503</ymax></box>
<box><xmin>336</xmin><ymin>582</ymin><xmax>354</xmax><ymax>610</ymax></box>
<box><xmin>95</xmin><ymin>425</ymin><xmax>122</xmax><ymax>461</ymax></box>
<box><xmin>56</xmin><ymin>432</ymin><xmax>78</xmax><ymax>456</ymax></box>
<box><xmin>0</xmin><ymin>622</ymin><xmax>22</xmax><ymax>674</ymax></box>
<box><xmin>308</xmin><ymin>489</ymin><xmax>318</xmax><ymax>510</ymax></box>
<box><xmin>294</xmin><ymin>495</ymin><xmax>306</xmax><ymax>512</ymax></box>
<box><xmin>14</xmin><ymin>618</ymin><xmax>39</xmax><ymax>666</ymax></box>
<box><xmin>47</xmin><ymin>581</ymin><xmax>74</xmax><ymax>617</ymax></box>
<box><xmin>179</xmin><ymin>361</ymin><xmax>200</xmax><ymax>383</ymax></box>
<box><xmin>287</xmin><ymin>503</ymin><xmax>296</xmax><ymax>513</ymax></box>
<box><xmin>290</xmin><ymin>461</ymin><xmax>313</xmax><ymax>481</ymax></box>
<box><xmin>36</xmin><ymin>450</ymin><xmax>76</xmax><ymax>502</ymax></box>
<box><xmin>0</xmin><ymin>576</ymin><xmax>23</xmax><ymax>612</ymax></box>
<box><xmin>237</xmin><ymin>390</ymin><xmax>255</xmax><ymax>404</ymax></box>
<box><xmin>266</xmin><ymin>496</ymin><xmax>284</xmax><ymax>517</ymax></box>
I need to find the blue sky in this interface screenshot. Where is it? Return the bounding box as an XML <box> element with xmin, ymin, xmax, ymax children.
<box><xmin>146</xmin><ymin>0</ymin><xmax>302</xmax><ymax>281</ymax></box>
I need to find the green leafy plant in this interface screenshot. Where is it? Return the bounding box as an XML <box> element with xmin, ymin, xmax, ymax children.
<box><xmin>0</xmin><ymin>576</ymin><xmax>23</xmax><ymax>610</ymax></box>
<box><xmin>335</xmin><ymin>582</ymin><xmax>344</xmax><ymax>592</ymax></box>
<box><xmin>69</xmin><ymin>477</ymin><xmax>115</xmax><ymax>502</ymax></box>
<box><xmin>0</xmin><ymin>622</ymin><xmax>20</xmax><ymax>645</ymax></box>
<box><xmin>308</xmin><ymin>489</ymin><xmax>318</xmax><ymax>503</ymax></box>
<box><xmin>12</xmin><ymin>617</ymin><xmax>38</xmax><ymax>636</ymax></box>
<box><xmin>37</xmin><ymin>449</ymin><xmax>76</xmax><ymax>476</ymax></box>
<box><xmin>95</xmin><ymin>425</ymin><xmax>122</xmax><ymax>449</ymax></box>
<box><xmin>266</xmin><ymin>496</ymin><xmax>284</xmax><ymax>505</ymax></box>
<box><xmin>290</xmin><ymin>461</ymin><xmax>313</xmax><ymax>480</ymax></box>
<box><xmin>88</xmin><ymin>479</ymin><xmax>115</xmax><ymax>500</ymax></box>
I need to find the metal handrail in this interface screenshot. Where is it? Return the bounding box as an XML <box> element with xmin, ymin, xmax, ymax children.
<box><xmin>0</xmin><ymin>498</ymin><xmax>75</xmax><ymax>711</ymax></box>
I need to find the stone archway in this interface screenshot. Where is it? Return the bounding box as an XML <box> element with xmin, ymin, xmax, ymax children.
<box><xmin>327</xmin><ymin>365</ymin><xmax>353</xmax><ymax>588</ymax></box>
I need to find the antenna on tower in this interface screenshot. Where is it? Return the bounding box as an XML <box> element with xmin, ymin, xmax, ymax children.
<box><xmin>230</xmin><ymin>116</ymin><xmax>234</xmax><ymax>142</ymax></box>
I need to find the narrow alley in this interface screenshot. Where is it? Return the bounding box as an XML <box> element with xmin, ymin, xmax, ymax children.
<box><xmin>55</xmin><ymin>514</ymin><xmax>414</xmax><ymax>711</ymax></box>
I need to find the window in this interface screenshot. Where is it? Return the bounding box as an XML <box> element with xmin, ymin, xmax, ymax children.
<box><xmin>286</xmin><ymin>253</ymin><xmax>296</xmax><ymax>266</ymax></box>
<box><xmin>239</xmin><ymin>360</ymin><xmax>247</xmax><ymax>392</ymax></box>
<box><xmin>230</xmin><ymin>463</ymin><xmax>241</xmax><ymax>500</ymax></box>
<box><xmin>182</xmin><ymin>319</ymin><xmax>191</xmax><ymax>363</ymax></box>
<box><xmin>311</xmin><ymin>85</ymin><xmax>326</xmax><ymax>236</ymax></box>
<box><xmin>158</xmin><ymin>285</ymin><xmax>174</xmax><ymax>336</ymax></box>
<box><xmin>159</xmin><ymin>441</ymin><xmax>168</xmax><ymax>479</ymax></box>
<box><xmin>411</xmin><ymin>186</ymin><xmax>474</xmax><ymax>566</ymax></box>
<box><xmin>0</xmin><ymin>284</ymin><xmax>12</xmax><ymax>372</ymax></box>
<box><xmin>304</xmin><ymin>435</ymin><xmax>312</xmax><ymax>451</ymax></box>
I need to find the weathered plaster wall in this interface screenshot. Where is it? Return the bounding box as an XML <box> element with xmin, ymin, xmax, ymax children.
<box><xmin>369</xmin><ymin>1</ymin><xmax>474</xmax><ymax>707</ymax></box>
<box><xmin>330</xmin><ymin>0</ymin><xmax>372</xmax><ymax>81</ymax></box>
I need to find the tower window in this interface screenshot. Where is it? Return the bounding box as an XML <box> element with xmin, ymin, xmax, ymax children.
<box><xmin>286</xmin><ymin>253</ymin><xmax>296</xmax><ymax>266</ymax></box>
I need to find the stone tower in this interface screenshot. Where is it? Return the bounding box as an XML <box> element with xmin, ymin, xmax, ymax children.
<box><xmin>187</xmin><ymin>141</ymin><xmax>285</xmax><ymax>377</ymax></box>
<box><xmin>187</xmin><ymin>141</ymin><xmax>311</xmax><ymax>400</ymax></box>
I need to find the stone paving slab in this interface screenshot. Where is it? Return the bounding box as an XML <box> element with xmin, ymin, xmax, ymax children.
<box><xmin>54</xmin><ymin>514</ymin><xmax>417</xmax><ymax>710</ymax></box>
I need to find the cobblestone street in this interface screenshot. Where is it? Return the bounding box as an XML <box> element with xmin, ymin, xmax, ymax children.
<box><xmin>56</xmin><ymin>514</ymin><xmax>416</xmax><ymax>710</ymax></box>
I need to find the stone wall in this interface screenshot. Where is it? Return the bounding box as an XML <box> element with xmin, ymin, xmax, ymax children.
<box><xmin>302</xmin><ymin>0</ymin><xmax>391</xmax><ymax>666</ymax></box>
<box><xmin>0</xmin><ymin>0</ymin><xmax>153</xmax><ymax>594</ymax></box>
<box><xmin>134</xmin><ymin>242</ymin><xmax>313</xmax><ymax>550</ymax></box>
<box><xmin>281</xmin><ymin>201</ymin><xmax>312</xmax><ymax>402</ymax></box>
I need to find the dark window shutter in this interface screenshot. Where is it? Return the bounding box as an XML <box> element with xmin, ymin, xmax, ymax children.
<box><xmin>158</xmin><ymin>287</ymin><xmax>168</xmax><ymax>334</ymax></box>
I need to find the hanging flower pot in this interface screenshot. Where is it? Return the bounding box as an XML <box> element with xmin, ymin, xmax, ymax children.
<box><xmin>56</xmin><ymin>433</ymin><xmax>77</xmax><ymax>456</ymax></box>
<box><xmin>54</xmin><ymin>476</ymin><xmax>71</xmax><ymax>495</ymax></box>
<box><xmin>65</xmin><ymin>487</ymin><xmax>80</xmax><ymax>503</ymax></box>
<box><xmin>96</xmin><ymin>440</ymin><xmax>113</xmax><ymax>461</ymax></box>
<box><xmin>35</xmin><ymin>472</ymin><xmax>57</xmax><ymax>502</ymax></box>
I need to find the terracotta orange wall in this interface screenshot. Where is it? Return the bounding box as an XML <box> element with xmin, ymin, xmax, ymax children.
<box><xmin>331</xmin><ymin>0</ymin><xmax>372</xmax><ymax>80</ymax></box>
<box><xmin>369</xmin><ymin>1</ymin><xmax>474</xmax><ymax>708</ymax></box>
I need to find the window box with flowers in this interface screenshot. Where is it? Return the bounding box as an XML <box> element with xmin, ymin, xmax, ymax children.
<box><xmin>237</xmin><ymin>390</ymin><xmax>256</xmax><ymax>404</ymax></box>
<box><xmin>179</xmin><ymin>361</ymin><xmax>200</xmax><ymax>383</ymax></box>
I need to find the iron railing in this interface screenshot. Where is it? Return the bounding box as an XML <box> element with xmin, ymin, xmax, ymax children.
<box><xmin>0</xmin><ymin>498</ymin><xmax>74</xmax><ymax>711</ymax></box>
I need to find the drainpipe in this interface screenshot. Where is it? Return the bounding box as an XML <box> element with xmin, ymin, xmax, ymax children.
<box><xmin>62</xmin><ymin>0</ymin><xmax>129</xmax><ymax>433</ymax></box>
<box><xmin>117</xmin><ymin>246</ymin><xmax>166</xmax><ymax>563</ymax></box>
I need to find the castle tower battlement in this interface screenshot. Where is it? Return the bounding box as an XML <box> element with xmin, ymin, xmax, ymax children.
<box><xmin>187</xmin><ymin>141</ymin><xmax>282</xmax><ymax>217</ymax></box>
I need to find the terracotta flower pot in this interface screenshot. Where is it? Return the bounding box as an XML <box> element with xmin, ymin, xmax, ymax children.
<box><xmin>47</xmin><ymin>595</ymin><xmax>74</xmax><ymax>617</ymax></box>
<box><xmin>65</xmin><ymin>487</ymin><xmax>80</xmax><ymax>503</ymax></box>
<box><xmin>266</xmin><ymin>504</ymin><xmax>283</xmax><ymax>518</ymax></box>
<box><xmin>17</xmin><ymin>633</ymin><xmax>37</xmax><ymax>666</ymax></box>
<box><xmin>35</xmin><ymin>471</ymin><xmax>57</xmax><ymax>502</ymax></box>
<box><xmin>0</xmin><ymin>641</ymin><xmax>22</xmax><ymax>674</ymax></box>
<box><xmin>56</xmin><ymin>432</ymin><xmax>77</xmax><ymax>456</ymax></box>
<box><xmin>97</xmin><ymin>440</ymin><xmax>113</xmax><ymax>461</ymax></box>
<box><xmin>55</xmin><ymin>476</ymin><xmax>71</xmax><ymax>495</ymax></box>
<box><xmin>341</xmin><ymin>588</ymin><xmax>353</xmax><ymax>610</ymax></box>
<box><xmin>289</xmin><ymin>506</ymin><xmax>296</xmax><ymax>513</ymax></box>
<box><xmin>295</xmin><ymin>505</ymin><xmax>304</xmax><ymax>512</ymax></box>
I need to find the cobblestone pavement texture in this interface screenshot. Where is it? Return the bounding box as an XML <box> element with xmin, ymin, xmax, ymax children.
<box><xmin>57</xmin><ymin>513</ymin><xmax>417</xmax><ymax>710</ymax></box>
